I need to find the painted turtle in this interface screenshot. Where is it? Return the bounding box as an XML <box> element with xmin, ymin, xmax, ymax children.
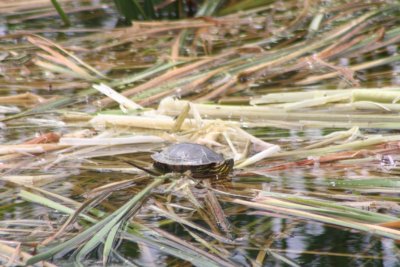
<box><xmin>151</xmin><ymin>143</ymin><xmax>234</xmax><ymax>179</ymax></box>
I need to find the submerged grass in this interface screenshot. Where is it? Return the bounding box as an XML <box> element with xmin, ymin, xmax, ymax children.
<box><xmin>25</xmin><ymin>177</ymin><xmax>164</xmax><ymax>265</ymax></box>
<box><xmin>231</xmin><ymin>197</ymin><xmax>400</xmax><ymax>240</ymax></box>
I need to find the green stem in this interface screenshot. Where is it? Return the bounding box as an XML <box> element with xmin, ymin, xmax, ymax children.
<box><xmin>50</xmin><ymin>0</ymin><xmax>71</xmax><ymax>26</ymax></box>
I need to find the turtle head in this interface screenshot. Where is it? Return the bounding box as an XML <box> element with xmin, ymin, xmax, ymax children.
<box><xmin>222</xmin><ymin>158</ymin><xmax>234</xmax><ymax>174</ymax></box>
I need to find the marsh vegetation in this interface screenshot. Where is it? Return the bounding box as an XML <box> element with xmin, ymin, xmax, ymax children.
<box><xmin>0</xmin><ymin>0</ymin><xmax>400</xmax><ymax>266</ymax></box>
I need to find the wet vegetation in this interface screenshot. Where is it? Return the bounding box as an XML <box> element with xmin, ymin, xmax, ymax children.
<box><xmin>0</xmin><ymin>0</ymin><xmax>400</xmax><ymax>266</ymax></box>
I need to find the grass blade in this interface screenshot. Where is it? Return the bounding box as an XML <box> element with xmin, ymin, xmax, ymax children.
<box><xmin>50</xmin><ymin>0</ymin><xmax>70</xmax><ymax>26</ymax></box>
<box><xmin>103</xmin><ymin>221</ymin><xmax>122</xmax><ymax>265</ymax></box>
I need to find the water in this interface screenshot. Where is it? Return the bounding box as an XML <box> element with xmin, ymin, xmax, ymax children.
<box><xmin>1</xmin><ymin>1</ymin><xmax>400</xmax><ymax>266</ymax></box>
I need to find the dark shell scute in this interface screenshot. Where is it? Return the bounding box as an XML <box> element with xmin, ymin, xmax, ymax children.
<box><xmin>152</xmin><ymin>143</ymin><xmax>224</xmax><ymax>166</ymax></box>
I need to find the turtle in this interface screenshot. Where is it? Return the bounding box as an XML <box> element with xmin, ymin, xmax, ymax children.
<box><xmin>151</xmin><ymin>143</ymin><xmax>234</xmax><ymax>179</ymax></box>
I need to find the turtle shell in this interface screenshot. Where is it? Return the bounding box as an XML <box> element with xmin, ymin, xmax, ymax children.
<box><xmin>151</xmin><ymin>143</ymin><xmax>224</xmax><ymax>166</ymax></box>
<box><xmin>151</xmin><ymin>143</ymin><xmax>233</xmax><ymax>178</ymax></box>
